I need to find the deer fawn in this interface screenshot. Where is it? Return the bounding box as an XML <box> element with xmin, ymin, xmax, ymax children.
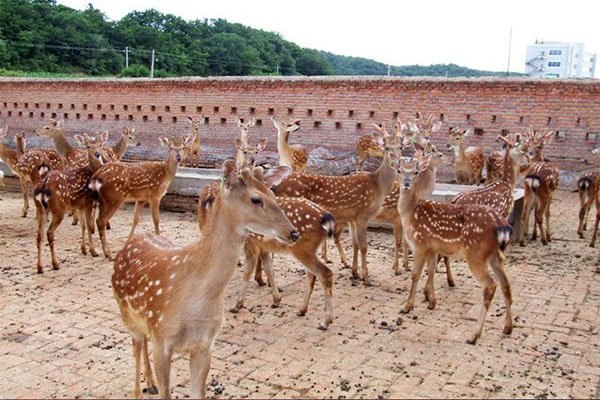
<box><xmin>90</xmin><ymin>136</ymin><xmax>192</xmax><ymax>260</ymax></box>
<box><xmin>447</xmin><ymin>127</ymin><xmax>484</xmax><ymax>185</ymax></box>
<box><xmin>103</xmin><ymin>127</ymin><xmax>141</xmax><ymax>161</ymax></box>
<box><xmin>272</xmin><ymin>123</ymin><xmax>401</xmax><ymax>285</ymax></box>
<box><xmin>35</xmin><ymin>119</ymin><xmax>89</xmax><ymax>168</ymax></box>
<box><xmin>229</xmin><ymin>167</ymin><xmax>336</xmax><ymax>329</ymax></box>
<box><xmin>112</xmin><ymin>161</ymin><xmax>297</xmax><ymax>399</ymax></box>
<box><xmin>519</xmin><ymin>128</ymin><xmax>560</xmax><ymax>246</ymax></box>
<box><xmin>33</xmin><ymin>133</ymin><xmax>107</xmax><ymax>273</ymax></box>
<box><xmin>272</xmin><ymin>117</ymin><xmax>308</xmax><ymax>172</ymax></box>
<box><xmin>181</xmin><ymin>117</ymin><xmax>203</xmax><ymax>167</ymax></box>
<box><xmin>392</xmin><ymin>152</ymin><xmax>513</xmax><ymax>344</ymax></box>
<box><xmin>235</xmin><ymin>118</ymin><xmax>257</xmax><ymax>168</ymax></box>
<box><xmin>577</xmin><ymin>147</ymin><xmax>600</xmax><ymax>241</ymax></box>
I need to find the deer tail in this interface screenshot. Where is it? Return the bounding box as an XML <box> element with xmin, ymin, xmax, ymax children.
<box><xmin>34</xmin><ymin>186</ymin><xmax>51</xmax><ymax>210</ymax></box>
<box><xmin>494</xmin><ymin>225</ymin><xmax>512</xmax><ymax>256</ymax></box>
<box><xmin>320</xmin><ymin>213</ymin><xmax>336</xmax><ymax>239</ymax></box>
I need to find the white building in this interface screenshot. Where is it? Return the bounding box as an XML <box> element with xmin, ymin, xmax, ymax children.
<box><xmin>525</xmin><ymin>41</ymin><xmax>596</xmax><ymax>78</ymax></box>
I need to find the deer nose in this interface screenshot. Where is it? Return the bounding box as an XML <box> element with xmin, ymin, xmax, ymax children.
<box><xmin>136</xmin><ymin>142</ymin><xmax>141</xmax><ymax>147</ymax></box>
<box><xmin>290</xmin><ymin>230</ymin><xmax>300</xmax><ymax>242</ymax></box>
<box><xmin>445</xmin><ymin>144</ymin><xmax>452</xmax><ymax>149</ymax></box>
<box><xmin>403</xmin><ymin>179</ymin><xmax>411</xmax><ymax>189</ymax></box>
<box><xmin>176</xmin><ymin>154</ymin><xmax>182</xmax><ymax>162</ymax></box>
<box><xmin>94</xmin><ymin>151</ymin><xmax>101</xmax><ymax>159</ymax></box>
<box><xmin>250</xmin><ymin>156</ymin><xmax>256</xmax><ymax>163</ymax></box>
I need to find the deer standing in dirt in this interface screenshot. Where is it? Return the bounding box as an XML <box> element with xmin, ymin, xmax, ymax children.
<box><xmin>90</xmin><ymin>136</ymin><xmax>192</xmax><ymax>260</ymax></box>
<box><xmin>35</xmin><ymin>119</ymin><xmax>89</xmax><ymax>168</ymax></box>
<box><xmin>272</xmin><ymin>117</ymin><xmax>308</xmax><ymax>172</ymax></box>
<box><xmin>103</xmin><ymin>127</ymin><xmax>141</xmax><ymax>161</ymax></box>
<box><xmin>111</xmin><ymin>161</ymin><xmax>297</xmax><ymax>399</ymax></box>
<box><xmin>447</xmin><ymin>127</ymin><xmax>484</xmax><ymax>185</ymax></box>
<box><xmin>577</xmin><ymin>148</ymin><xmax>600</xmax><ymax>242</ymax></box>
<box><xmin>33</xmin><ymin>133</ymin><xmax>108</xmax><ymax>273</ymax></box>
<box><xmin>1</xmin><ymin>127</ymin><xmax>29</xmax><ymax>216</ymax></box>
<box><xmin>519</xmin><ymin>128</ymin><xmax>560</xmax><ymax>246</ymax></box>
<box><xmin>235</xmin><ymin>118</ymin><xmax>256</xmax><ymax>167</ymax></box>
<box><xmin>272</xmin><ymin>123</ymin><xmax>402</xmax><ymax>285</ymax></box>
<box><xmin>181</xmin><ymin>117</ymin><xmax>203</xmax><ymax>167</ymax></box>
<box><xmin>393</xmin><ymin>152</ymin><xmax>513</xmax><ymax>344</ymax></box>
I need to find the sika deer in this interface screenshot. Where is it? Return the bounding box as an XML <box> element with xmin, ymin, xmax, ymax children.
<box><xmin>272</xmin><ymin>117</ymin><xmax>308</xmax><ymax>172</ymax></box>
<box><xmin>33</xmin><ymin>133</ymin><xmax>107</xmax><ymax>273</ymax></box>
<box><xmin>406</xmin><ymin>112</ymin><xmax>443</xmax><ymax>146</ymax></box>
<box><xmin>392</xmin><ymin>153</ymin><xmax>513</xmax><ymax>344</ymax></box>
<box><xmin>577</xmin><ymin>148</ymin><xmax>600</xmax><ymax>241</ymax></box>
<box><xmin>519</xmin><ymin>129</ymin><xmax>560</xmax><ymax>246</ymax></box>
<box><xmin>90</xmin><ymin>136</ymin><xmax>193</xmax><ymax>260</ymax></box>
<box><xmin>35</xmin><ymin>119</ymin><xmax>88</xmax><ymax>168</ymax></box>
<box><xmin>229</xmin><ymin>167</ymin><xmax>336</xmax><ymax>329</ymax></box>
<box><xmin>103</xmin><ymin>127</ymin><xmax>141</xmax><ymax>161</ymax></box>
<box><xmin>272</xmin><ymin>123</ymin><xmax>402</xmax><ymax>285</ymax></box>
<box><xmin>356</xmin><ymin>135</ymin><xmax>386</xmax><ymax>172</ymax></box>
<box><xmin>447</xmin><ymin>127</ymin><xmax>484</xmax><ymax>185</ymax></box>
<box><xmin>111</xmin><ymin>162</ymin><xmax>297</xmax><ymax>399</ymax></box>
<box><xmin>1</xmin><ymin>127</ymin><xmax>32</xmax><ymax>217</ymax></box>
<box><xmin>181</xmin><ymin>117</ymin><xmax>203</xmax><ymax>167</ymax></box>
<box><xmin>235</xmin><ymin>118</ymin><xmax>256</xmax><ymax>168</ymax></box>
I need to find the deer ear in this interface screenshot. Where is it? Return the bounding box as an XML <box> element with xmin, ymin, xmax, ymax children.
<box><xmin>235</xmin><ymin>138</ymin><xmax>244</xmax><ymax>151</ymax></box>
<box><xmin>371</xmin><ymin>132</ymin><xmax>385</xmax><ymax>147</ymax></box>
<box><xmin>431</xmin><ymin>121</ymin><xmax>442</xmax><ymax>133</ymax></box>
<box><xmin>408</xmin><ymin>122</ymin><xmax>419</xmax><ymax>133</ymax></box>
<box><xmin>100</xmin><ymin>131</ymin><xmax>109</xmax><ymax>144</ymax></box>
<box><xmin>388</xmin><ymin>152</ymin><xmax>401</xmax><ymax>170</ymax></box>
<box><xmin>263</xmin><ymin>166</ymin><xmax>292</xmax><ymax>188</ymax></box>
<box><xmin>237</xmin><ymin>118</ymin><xmax>243</xmax><ymax>128</ymax></box>
<box><xmin>252</xmin><ymin>166</ymin><xmax>265</xmax><ymax>182</ymax></box>
<box><xmin>187</xmin><ymin>116</ymin><xmax>194</xmax><ymax>123</ymax></box>
<box><xmin>56</xmin><ymin>120</ymin><xmax>64</xmax><ymax>128</ymax></box>
<box><xmin>256</xmin><ymin>138</ymin><xmax>268</xmax><ymax>152</ymax></box>
<box><xmin>528</xmin><ymin>126</ymin><xmax>535</xmax><ymax>139</ymax></box>
<box><xmin>497</xmin><ymin>135</ymin><xmax>511</xmax><ymax>145</ymax></box>
<box><xmin>464</xmin><ymin>127</ymin><xmax>474</xmax><ymax>137</ymax></box>
<box><xmin>288</xmin><ymin>124</ymin><xmax>300</xmax><ymax>133</ymax></box>
<box><xmin>413</xmin><ymin>142</ymin><xmax>425</xmax><ymax>153</ymax></box>
<box><xmin>183</xmin><ymin>134</ymin><xmax>194</xmax><ymax>147</ymax></box>
<box><xmin>74</xmin><ymin>135</ymin><xmax>85</xmax><ymax>146</ymax></box>
<box><xmin>249</xmin><ymin>117</ymin><xmax>256</xmax><ymax>127</ymax></box>
<box><xmin>221</xmin><ymin>160</ymin><xmax>238</xmax><ymax>190</ymax></box>
<box><xmin>270</xmin><ymin>116</ymin><xmax>279</xmax><ymax>127</ymax></box>
<box><xmin>417</xmin><ymin>156</ymin><xmax>431</xmax><ymax>173</ymax></box>
<box><xmin>130</xmin><ymin>127</ymin><xmax>135</xmax><ymax>133</ymax></box>
<box><xmin>159</xmin><ymin>137</ymin><xmax>169</xmax><ymax>148</ymax></box>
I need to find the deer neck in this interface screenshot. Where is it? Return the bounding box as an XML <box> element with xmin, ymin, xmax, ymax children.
<box><xmin>372</xmin><ymin>152</ymin><xmax>396</xmax><ymax>194</ymax></box>
<box><xmin>453</xmin><ymin>141</ymin><xmax>467</xmax><ymax>161</ymax></box>
<box><xmin>114</xmin><ymin>135</ymin><xmax>128</xmax><ymax>159</ymax></box>
<box><xmin>87</xmin><ymin>151</ymin><xmax>104</xmax><ymax>172</ymax></box>
<box><xmin>277</xmin><ymin>130</ymin><xmax>293</xmax><ymax>167</ymax></box>
<box><xmin>165</xmin><ymin>150</ymin><xmax>179</xmax><ymax>177</ymax></box>
<box><xmin>416</xmin><ymin>166</ymin><xmax>437</xmax><ymax>198</ymax></box>
<box><xmin>532</xmin><ymin>148</ymin><xmax>544</xmax><ymax>162</ymax></box>
<box><xmin>501</xmin><ymin>150</ymin><xmax>518</xmax><ymax>189</ymax></box>
<box><xmin>50</xmin><ymin>130</ymin><xmax>73</xmax><ymax>157</ymax></box>
<box><xmin>240</xmin><ymin>130</ymin><xmax>249</xmax><ymax>146</ymax></box>
<box><xmin>0</xmin><ymin>141</ymin><xmax>18</xmax><ymax>168</ymax></box>
<box><xmin>15</xmin><ymin>137</ymin><xmax>26</xmax><ymax>157</ymax></box>
<box><xmin>398</xmin><ymin>181</ymin><xmax>419</xmax><ymax>222</ymax></box>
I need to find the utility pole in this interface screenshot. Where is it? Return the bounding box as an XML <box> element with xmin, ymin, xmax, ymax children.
<box><xmin>507</xmin><ymin>26</ymin><xmax>513</xmax><ymax>77</ymax></box>
<box><xmin>276</xmin><ymin>65</ymin><xmax>280</xmax><ymax>75</ymax></box>
<box><xmin>150</xmin><ymin>49</ymin><xmax>155</xmax><ymax>78</ymax></box>
<box><xmin>387</xmin><ymin>64</ymin><xmax>391</xmax><ymax>76</ymax></box>
<box><xmin>125</xmin><ymin>46</ymin><xmax>129</xmax><ymax>68</ymax></box>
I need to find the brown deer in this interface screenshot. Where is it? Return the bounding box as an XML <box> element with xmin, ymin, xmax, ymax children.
<box><xmin>181</xmin><ymin>117</ymin><xmax>203</xmax><ymax>167</ymax></box>
<box><xmin>235</xmin><ymin>118</ymin><xmax>256</xmax><ymax>168</ymax></box>
<box><xmin>519</xmin><ymin>129</ymin><xmax>560</xmax><ymax>246</ymax></box>
<box><xmin>271</xmin><ymin>117</ymin><xmax>308</xmax><ymax>172</ymax></box>
<box><xmin>272</xmin><ymin>123</ymin><xmax>402</xmax><ymax>285</ymax></box>
<box><xmin>356</xmin><ymin>135</ymin><xmax>386</xmax><ymax>172</ymax></box>
<box><xmin>33</xmin><ymin>133</ymin><xmax>108</xmax><ymax>273</ymax></box>
<box><xmin>35</xmin><ymin>119</ymin><xmax>88</xmax><ymax>168</ymax></box>
<box><xmin>577</xmin><ymin>148</ymin><xmax>600</xmax><ymax>241</ymax></box>
<box><xmin>90</xmin><ymin>136</ymin><xmax>192</xmax><ymax>260</ymax></box>
<box><xmin>111</xmin><ymin>162</ymin><xmax>297</xmax><ymax>399</ymax></box>
<box><xmin>406</xmin><ymin>112</ymin><xmax>443</xmax><ymax>146</ymax></box>
<box><xmin>1</xmin><ymin>127</ymin><xmax>30</xmax><ymax>216</ymax></box>
<box><xmin>229</xmin><ymin>167</ymin><xmax>336</xmax><ymax>329</ymax></box>
<box><xmin>447</xmin><ymin>127</ymin><xmax>484</xmax><ymax>185</ymax></box>
<box><xmin>103</xmin><ymin>127</ymin><xmax>141</xmax><ymax>161</ymax></box>
<box><xmin>392</xmin><ymin>152</ymin><xmax>513</xmax><ymax>344</ymax></box>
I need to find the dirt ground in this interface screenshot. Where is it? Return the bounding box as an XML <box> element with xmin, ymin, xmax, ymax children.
<box><xmin>1</xmin><ymin>188</ymin><xmax>599</xmax><ymax>399</ymax></box>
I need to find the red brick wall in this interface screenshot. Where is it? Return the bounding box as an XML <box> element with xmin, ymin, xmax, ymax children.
<box><xmin>1</xmin><ymin>76</ymin><xmax>599</xmax><ymax>173</ymax></box>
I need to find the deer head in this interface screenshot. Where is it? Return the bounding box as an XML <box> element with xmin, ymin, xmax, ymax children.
<box><xmin>271</xmin><ymin>117</ymin><xmax>300</xmax><ymax>140</ymax></box>
<box><xmin>235</xmin><ymin>138</ymin><xmax>267</xmax><ymax>169</ymax></box>
<box><xmin>237</xmin><ymin>118</ymin><xmax>256</xmax><ymax>131</ymax></box>
<box><xmin>35</xmin><ymin>119</ymin><xmax>64</xmax><ymax>138</ymax></box>
<box><xmin>446</xmin><ymin>126</ymin><xmax>474</xmax><ymax>150</ymax></box>
<box><xmin>408</xmin><ymin>113</ymin><xmax>443</xmax><ymax>145</ymax></box>
<box><xmin>75</xmin><ymin>131</ymin><xmax>109</xmax><ymax>161</ymax></box>
<box><xmin>122</xmin><ymin>127</ymin><xmax>141</xmax><ymax>147</ymax></box>
<box><xmin>0</xmin><ymin>125</ymin><xmax>9</xmax><ymax>139</ymax></box>
<box><xmin>526</xmin><ymin>127</ymin><xmax>554</xmax><ymax>160</ymax></box>
<box><xmin>160</xmin><ymin>136</ymin><xmax>194</xmax><ymax>164</ymax></box>
<box><xmin>389</xmin><ymin>152</ymin><xmax>432</xmax><ymax>191</ymax></box>
<box><xmin>187</xmin><ymin>117</ymin><xmax>204</xmax><ymax>133</ymax></box>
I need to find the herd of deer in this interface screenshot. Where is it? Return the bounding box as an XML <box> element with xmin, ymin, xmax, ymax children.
<box><xmin>1</xmin><ymin>112</ymin><xmax>597</xmax><ymax>399</ymax></box>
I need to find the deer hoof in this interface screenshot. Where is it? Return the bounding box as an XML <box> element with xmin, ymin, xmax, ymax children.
<box><xmin>401</xmin><ymin>304</ymin><xmax>413</xmax><ymax>314</ymax></box>
<box><xmin>229</xmin><ymin>306</ymin><xmax>241</xmax><ymax>314</ymax></box>
<box><xmin>52</xmin><ymin>263</ymin><xmax>60</xmax><ymax>271</ymax></box>
<box><xmin>447</xmin><ymin>279</ymin><xmax>456</xmax><ymax>288</ymax></box>
<box><xmin>81</xmin><ymin>247</ymin><xmax>87</xmax><ymax>256</ymax></box>
<box><xmin>590</xmin><ymin>243</ymin><xmax>596</xmax><ymax>248</ymax></box>
<box><xmin>255</xmin><ymin>279</ymin><xmax>266</xmax><ymax>287</ymax></box>
<box><xmin>143</xmin><ymin>385</ymin><xmax>158</xmax><ymax>395</ymax></box>
<box><xmin>297</xmin><ymin>309</ymin><xmax>307</xmax><ymax>317</ymax></box>
<box><xmin>466</xmin><ymin>335</ymin><xmax>479</xmax><ymax>345</ymax></box>
<box><xmin>271</xmin><ymin>301</ymin><xmax>280</xmax><ymax>309</ymax></box>
<box><xmin>503</xmin><ymin>325</ymin><xmax>513</xmax><ymax>335</ymax></box>
<box><xmin>427</xmin><ymin>301</ymin><xmax>436</xmax><ymax>310</ymax></box>
<box><xmin>519</xmin><ymin>241</ymin><xmax>526</xmax><ymax>247</ymax></box>
<box><xmin>351</xmin><ymin>272</ymin><xmax>360</xmax><ymax>280</ymax></box>
<box><xmin>90</xmin><ymin>250</ymin><xmax>99</xmax><ymax>257</ymax></box>
<box><xmin>37</xmin><ymin>267</ymin><xmax>44</xmax><ymax>274</ymax></box>
<box><xmin>317</xmin><ymin>322</ymin><xmax>328</xmax><ymax>331</ymax></box>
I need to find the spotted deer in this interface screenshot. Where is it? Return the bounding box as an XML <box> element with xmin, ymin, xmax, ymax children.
<box><xmin>235</xmin><ymin>118</ymin><xmax>256</xmax><ymax>168</ymax></box>
<box><xmin>577</xmin><ymin>148</ymin><xmax>600</xmax><ymax>242</ymax></box>
<box><xmin>90</xmin><ymin>136</ymin><xmax>193</xmax><ymax>260</ymax></box>
<box><xmin>406</xmin><ymin>112</ymin><xmax>443</xmax><ymax>146</ymax></box>
<box><xmin>519</xmin><ymin>128</ymin><xmax>560</xmax><ymax>246</ymax></box>
<box><xmin>272</xmin><ymin>117</ymin><xmax>308</xmax><ymax>172</ymax></box>
<box><xmin>272</xmin><ymin>123</ymin><xmax>402</xmax><ymax>285</ymax></box>
<box><xmin>103</xmin><ymin>127</ymin><xmax>141</xmax><ymax>161</ymax></box>
<box><xmin>356</xmin><ymin>135</ymin><xmax>386</xmax><ymax>172</ymax></box>
<box><xmin>181</xmin><ymin>117</ymin><xmax>203</xmax><ymax>167</ymax></box>
<box><xmin>392</xmin><ymin>153</ymin><xmax>513</xmax><ymax>344</ymax></box>
<box><xmin>35</xmin><ymin>119</ymin><xmax>88</xmax><ymax>168</ymax></box>
<box><xmin>33</xmin><ymin>133</ymin><xmax>108</xmax><ymax>273</ymax></box>
<box><xmin>1</xmin><ymin>127</ymin><xmax>31</xmax><ymax>217</ymax></box>
<box><xmin>111</xmin><ymin>162</ymin><xmax>297</xmax><ymax>399</ymax></box>
<box><xmin>447</xmin><ymin>127</ymin><xmax>484</xmax><ymax>185</ymax></box>
<box><xmin>228</xmin><ymin>167</ymin><xmax>336</xmax><ymax>329</ymax></box>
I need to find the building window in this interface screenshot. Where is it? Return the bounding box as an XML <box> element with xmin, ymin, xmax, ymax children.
<box><xmin>549</xmin><ymin>50</ymin><xmax>562</xmax><ymax>55</ymax></box>
<box><xmin>548</xmin><ymin>62</ymin><xmax>561</xmax><ymax>67</ymax></box>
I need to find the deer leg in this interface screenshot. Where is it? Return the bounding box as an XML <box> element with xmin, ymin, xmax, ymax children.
<box><xmin>579</xmin><ymin>200</ymin><xmax>589</xmax><ymax>238</ymax></box>
<box><xmin>297</xmin><ymin>272</ymin><xmax>316</xmax><ymax>317</ymax></box>
<box><xmin>36</xmin><ymin>204</ymin><xmax>46</xmax><ymax>274</ymax></box>
<box><xmin>295</xmin><ymin>249</ymin><xmax>334</xmax><ymax>330</ymax></box>
<box><xmin>132</xmin><ymin>336</ymin><xmax>143</xmax><ymax>399</ymax></box>
<box><xmin>71</xmin><ymin>211</ymin><xmax>79</xmax><ymax>226</ymax></box>
<box><xmin>490</xmin><ymin>255</ymin><xmax>513</xmax><ymax>336</ymax></box>
<box><xmin>444</xmin><ymin>256</ymin><xmax>455</xmax><ymax>287</ymax></box>
<box><xmin>545</xmin><ymin>196</ymin><xmax>552</xmax><ymax>242</ymax></box>
<box><xmin>47</xmin><ymin>211</ymin><xmax>64</xmax><ymax>270</ymax></box>
<box><xmin>152</xmin><ymin>338</ymin><xmax>173</xmax><ymax>400</ymax></box>
<box><xmin>402</xmin><ymin>250</ymin><xmax>427</xmax><ymax>314</ymax></box>
<box><xmin>519</xmin><ymin>193</ymin><xmax>534</xmax><ymax>246</ymax></box>
<box><xmin>534</xmin><ymin>200</ymin><xmax>547</xmax><ymax>245</ymax></box>
<box><xmin>590</xmin><ymin>211</ymin><xmax>600</xmax><ymax>248</ymax></box>
<box><xmin>423</xmin><ymin>254</ymin><xmax>438</xmax><ymax>309</ymax></box>
<box><xmin>466</xmin><ymin>255</ymin><xmax>496</xmax><ymax>344</ymax></box>
<box><xmin>334</xmin><ymin>224</ymin><xmax>349</xmax><ymax>268</ymax></box>
<box><xmin>321</xmin><ymin>241</ymin><xmax>331</xmax><ymax>264</ymax></box>
<box><xmin>392</xmin><ymin>218</ymin><xmax>403</xmax><ymax>275</ymax></box>
<box><xmin>97</xmin><ymin>201</ymin><xmax>121</xmax><ymax>260</ymax></box>
<box><xmin>77</xmin><ymin>210</ymin><xmax>87</xmax><ymax>255</ymax></box>
<box><xmin>349</xmin><ymin>222</ymin><xmax>360</xmax><ymax>280</ymax></box>
<box><xmin>532</xmin><ymin>197</ymin><xmax>540</xmax><ymax>241</ymax></box>
<box><xmin>129</xmin><ymin>200</ymin><xmax>146</xmax><ymax>239</ymax></box>
<box><xmin>150</xmin><ymin>198</ymin><xmax>161</xmax><ymax>235</ymax></box>
<box><xmin>355</xmin><ymin>220</ymin><xmax>370</xmax><ymax>285</ymax></box>
<box><xmin>189</xmin><ymin>344</ymin><xmax>212</xmax><ymax>400</ymax></box>
<box><xmin>21</xmin><ymin>180</ymin><xmax>29</xmax><ymax>218</ymax></box>
<box><xmin>231</xmin><ymin>249</ymin><xmax>259</xmax><ymax>312</ymax></box>
<box><xmin>261</xmin><ymin>252</ymin><xmax>282</xmax><ymax>308</ymax></box>
<box><xmin>356</xmin><ymin>154</ymin><xmax>363</xmax><ymax>172</ymax></box>
<box><xmin>84</xmin><ymin>206</ymin><xmax>99</xmax><ymax>257</ymax></box>
<box><xmin>142</xmin><ymin>337</ymin><xmax>158</xmax><ymax>394</ymax></box>
<box><xmin>254</xmin><ymin>257</ymin><xmax>265</xmax><ymax>286</ymax></box>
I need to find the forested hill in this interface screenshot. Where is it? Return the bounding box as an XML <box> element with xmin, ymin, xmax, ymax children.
<box><xmin>0</xmin><ymin>0</ymin><xmax>522</xmax><ymax>78</ymax></box>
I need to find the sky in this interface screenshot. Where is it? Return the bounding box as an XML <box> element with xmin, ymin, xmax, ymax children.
<box><xmin>58</xmin><ymin>0</ymin><xmax>599</xmax><ymax>76</ymax></box>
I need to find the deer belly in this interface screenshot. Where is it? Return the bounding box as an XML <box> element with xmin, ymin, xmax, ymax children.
<box><xmin>173</xmin><ymin>319</ymin><xmax>222</xmax><ymax>354</ymax></box>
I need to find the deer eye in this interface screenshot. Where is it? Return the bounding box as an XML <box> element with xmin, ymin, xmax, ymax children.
<box><xmin>251</xmin><ymin>197</ymin><xmax>262</xmax><ymax>205</ymax></box>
